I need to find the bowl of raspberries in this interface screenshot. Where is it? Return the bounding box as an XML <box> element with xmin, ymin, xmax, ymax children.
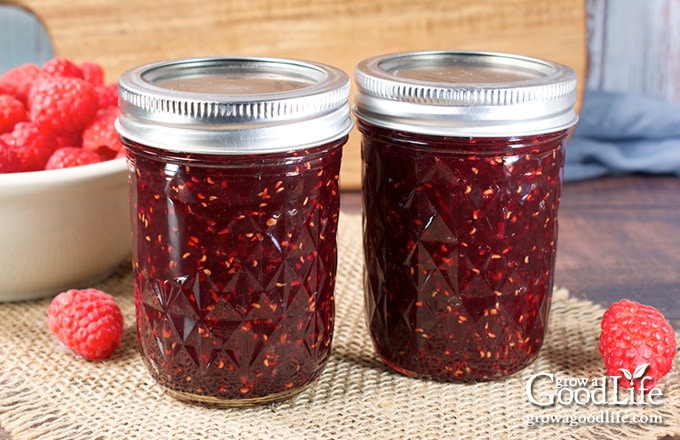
<box><xmin>0</xmin><ymin>57</ymin><xmax>130</xmax><ymax>302</ymax></box>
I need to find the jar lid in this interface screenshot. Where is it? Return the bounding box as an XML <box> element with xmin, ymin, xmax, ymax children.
<box><xmin>116</xmin><ymin>57</ymin><xmax>353</xmax><ymax>154</ymax></box>
<box><xmin>353</xmin><ymin>51</ymin><xmax>578</xmax><ymax>136</ymax></box>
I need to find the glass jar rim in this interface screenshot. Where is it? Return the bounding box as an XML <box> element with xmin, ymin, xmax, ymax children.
<box><xmin>116</xmin><ymin>56</ymin><xmax>353</xmax><ymax>155</ymax></box>
<box><xmin>353</xmin><ymin>50</ymin><xmax>578</xmax><ymax>137</ymax></box>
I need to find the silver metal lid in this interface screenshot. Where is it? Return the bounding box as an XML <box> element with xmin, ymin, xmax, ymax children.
<box><xmin>116</xmin><ymin>57</ymin><xmax>353</xmax><ymax>154</ymax></box>
<box><xmin>353</xmin><ymin>51</ymin><xmax>578</xmax><ymax>136</ymax></box>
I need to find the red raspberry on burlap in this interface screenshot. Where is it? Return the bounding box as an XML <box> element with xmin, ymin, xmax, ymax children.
<box><xmin>599</xmin><ymin>299</ymin><xmax>676</xmax><ymax>390</ymax></box>
<box><xmin>47</xmin><ymin>288</ymin><xmax>124</xmax><ymax>361</ymax></box>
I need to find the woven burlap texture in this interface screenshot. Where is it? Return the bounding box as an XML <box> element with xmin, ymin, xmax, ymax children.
<box><xmin>1</xmin><ymin>212</ymin><xmax>678</xmax><ymax>440</ymax></box>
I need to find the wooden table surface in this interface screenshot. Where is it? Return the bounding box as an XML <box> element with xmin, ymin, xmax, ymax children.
<box><xmin>553</xmin><ymin>176</ymin><xmax>680</xmax><ymax>328</ymax></box>
<box><xmin>1</xmin><ymin>174</ymin><xmax>678</xmax><ymax>439</ymax></box>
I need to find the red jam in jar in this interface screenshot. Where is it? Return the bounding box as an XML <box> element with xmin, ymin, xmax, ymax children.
<box><xmin>116</xmin><ymin>57</ymin><xmax>352</xmax><ymax>405</ymax></box>
<box><xmin>354</xmin><ymin>51</ymin><xmax>578</xmax><ymax>381</ymax></box>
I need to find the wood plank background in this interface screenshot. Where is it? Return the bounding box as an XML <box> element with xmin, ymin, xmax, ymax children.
<box><xmin>7</xmin><ymin>0</ymin><xmax>587</xmax><ymax>189</ymax></box>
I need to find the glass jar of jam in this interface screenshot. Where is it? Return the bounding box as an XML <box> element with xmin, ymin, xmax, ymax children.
<box><xmin>116</xmin><ymin>57</ymin><xmax>352</xmax><ymax>406</ymax></box>
<box><xmin>353</xmin><ymin>51</ymin><xmax>578</xmax><ymax>382</ymax></box>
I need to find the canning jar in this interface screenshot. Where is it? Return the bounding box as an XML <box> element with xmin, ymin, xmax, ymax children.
<box><xmin>354</xmin><ymin>51</ymin><xmax>578</xmax><ymax>381</ymax></box>
<box><xmin>116</xmin><ymin>57</ymin><xmax>352</xmax><ymax>406</ymax></box>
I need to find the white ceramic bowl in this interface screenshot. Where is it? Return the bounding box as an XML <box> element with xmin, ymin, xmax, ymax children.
<box><xmin>0</xmin><ymin>158</ymin><xmax>130</xmax><ymax>302</ymax></box>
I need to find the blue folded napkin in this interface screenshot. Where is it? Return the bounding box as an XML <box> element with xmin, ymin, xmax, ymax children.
<box><xmin>564</xmin><ymin>89</ymin><xmax>680</xmax><ymax>181</ymax></box>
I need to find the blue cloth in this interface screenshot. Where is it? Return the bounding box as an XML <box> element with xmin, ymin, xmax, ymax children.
<box><xmin>564</xmin><ymin>89</ymin><xmax>680</xmax><ymax>181</ymax></box>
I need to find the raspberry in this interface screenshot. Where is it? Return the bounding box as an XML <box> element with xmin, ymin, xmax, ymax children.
<box><xmin>0</xmin><ymin>57</ymin><xmax>120</xmax><ymax>173</ymax></box>
<box><xmin>0</xmin><ymin>138</ymin><xmax>20</xmax><ymax>173</ymax></box>
<box><xmin>94</xmin><ymin>83</ymin><xmax>118</xmax><ymax>108</ymax></box>
<box><xmin>47</xmin><ymin>288</ymin><xmax>124</xmax><ymax>361</ymax></box>
<box><xmin>0</xmin><ymin>94</ymin><xmax>27</xmax><ymax>133</ymax></box>
<box><xmin>79</xmin><ymin>62</ymin><xmax>105</xmax><ymax>86</ymax></box>
<box><xmin>55</xmin><ymin>131</ymin><xmax>83</xmax><ymax>149</ymax></box>
<box><xmin>0</xmin><ymin>63</ymin><xmax>41</xmax><ymax>106</ymax></box>
<box><xmin>82</xmin><ymin>105</ymin><xmax>122</xmax><ymax>156</ymax></box>
<box><xmin>29</xmin><ymin>76</ymin><xmax>99</xmax><ymax>136</ymax></box>
<box><xmin>41</xmin><ymin>57</ymin><xmax>85</xmax><ymax>80</ymax></box>
<box><xmin>45</xmin><ymin>146</ymin><xmax>103</xmax><ymax>169</ymax></box>
<box><xmin>599</xmin><ymin>299</ymin><xmax>676</xmax><ymax>390</ymax></box>
<box><xmin>1</xmin><ymin>121</ymin><xmax>58</xmax><ymax>171</ymax></box>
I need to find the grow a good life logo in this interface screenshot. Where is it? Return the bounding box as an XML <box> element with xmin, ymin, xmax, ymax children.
<box><xmin>524</xmin><ymin>364</ymin><xmax>666</xmax><ymax>428</ymax></box>
<box><xmin>526</xmin><ymin>364</ymin><xmax>663</xmax><ymax>407</ymax></box>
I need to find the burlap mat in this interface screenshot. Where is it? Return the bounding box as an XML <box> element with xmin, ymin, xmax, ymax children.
<box><xmin>1</xmin><ymin>212</ymin><xmax>678</xmax><ymax>440</ymax></box>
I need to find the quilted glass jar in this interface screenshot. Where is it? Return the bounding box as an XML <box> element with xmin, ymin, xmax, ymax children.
<box><xmin>354</xmin><ymin>51</ymin><xmax>578</xmax><ymax>381</ymax></box>
<box><xmin>116</xmin><ymin>57</ymin><xmax>352</xmax><ymax>406</ymax></box>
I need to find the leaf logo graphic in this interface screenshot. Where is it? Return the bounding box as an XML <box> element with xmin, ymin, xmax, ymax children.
<box><xmin>618</xmin><ymin>363</ymin><xmax>650</xmax><ymax>387</ymax></box>
<box><xmin>618</xmin><ymin>368</ymin><xmax>632</xmax><ymax>381</ymax></box>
